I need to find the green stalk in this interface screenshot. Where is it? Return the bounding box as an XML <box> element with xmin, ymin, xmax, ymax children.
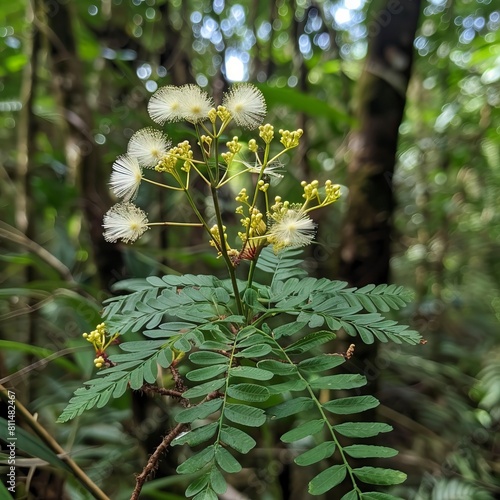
<box><xmin>245</xmin><ymin>246</ymin><xmax>263</xmax><ymax>291</ymax></box>
<box><xmin>209</xmin><ymin>183</ymin><xmax>244</xmax><ymax>318</ymax></box>
<box><xmin>194</xmin><ymin>123</ymin><xmax>244</xmax><ymax>318</ymax></box>
<box><xmin>266</xmin><ymin>343</ymin><xmax>363</xmax><ymax>496</ymax></box>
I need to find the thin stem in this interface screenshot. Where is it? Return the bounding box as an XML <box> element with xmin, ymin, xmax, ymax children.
<box><xmin>188</xmin><ymin>162</ymin><xmax>211</xmax><ymax>186</ymax></box>
<box><xmin>0</xmin><ymin>385</ymin><xmax>110</xmax><ymax>500</ymax></box>
<box><xmin>148</xmin><ymin>221</ymin><xmax>204</xmax><ymax>227</ymax></box>
<box><xmin>194</xmin><ymin>123</ymin><xmax>244</xmax><ymax>317</ymax></box>
<box><xmin>131</xmin><ymin>389</ymin><xmax>222</xmax><ymax>499</ymax></box>
<box><xmin>245</xmin><ymin>246</ymin><xmax>263</xmax><ymax>292</ymax></box>
<box><xmin>257</xmin><ymin>335</ymin><xmax>363</xmax><ymax>496</ymax></box>
<box><xmin>209</xmin><ymin>184</ymin><xmax>244</xmax><ymax>317</ymax></box>
<box><xmin>130</xmin><ymin>422</ymin><xmax>188</xmax><ymax>500</ymax></box>
<box><xmin>142</xmin><ymin>177</ymin><xmax>184</xmax><ymax>191</ymax></box>
<box><xmin>217</xmin><ymin>166</ymin><xmax>251</xmax><ymax>188</ymax></box>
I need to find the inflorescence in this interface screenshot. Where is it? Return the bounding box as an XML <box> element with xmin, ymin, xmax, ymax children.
<box><xmin>102</xmin><ymin>83</ymin><xmax>342</xmax><ymax>263</ymax></box>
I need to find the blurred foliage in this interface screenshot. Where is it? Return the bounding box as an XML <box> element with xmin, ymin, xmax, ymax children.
<box><xmin>0</xmin><ymin>0</ymin><xmax>499</xmax><ymax>498</ymax></box>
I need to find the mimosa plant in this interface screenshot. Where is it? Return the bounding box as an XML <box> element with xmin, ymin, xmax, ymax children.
<box><xmin>59</xmin><ymin>83</ymin><xmax>421</xmax><ymax>500</ymax></box>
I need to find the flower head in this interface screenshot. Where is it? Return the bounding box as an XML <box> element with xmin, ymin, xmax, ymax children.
<box><xmin>148</xmin><ymin>85</ymin><xmax>183</xmax><ymax>125</ymax></box>
<box><xmin>267</xmin><ymin>209</ymin><xmax>316</xmax><ymax>252</ymax></box>
<box><xmin>177</xmin><ymin>84</ymin><xmax>214</xmax><ymax>123</ymax></box>
<box><xmin>109</xmin><ymin>154</ymin><xmax>143</xmax><ymax>201</ymax></box>
<box><xmin>127</xmin><ymin>128</ymin><xmax>170</xmax><ymax>168</ymax></box>
<box><xmin>103</xmin><ymin>202</ymin><xmax>149</xmax><ymax>243</ymax></box>
<box><xmin>222</xmin><ymin>84</ymin><xmax>267</xmax><ymax>129</ymax></box>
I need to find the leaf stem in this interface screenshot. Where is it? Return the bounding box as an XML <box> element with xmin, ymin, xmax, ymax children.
<box><xmin>256</xmin><ymin>333</ymin><xmax>362</xmax><ymax>496</ymax></box>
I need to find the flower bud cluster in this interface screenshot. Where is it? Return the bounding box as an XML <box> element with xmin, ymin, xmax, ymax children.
<box><xmin>235</xmin><ymin>188</ymin><xmax>249</xmax><ymax>204</ymax></box>
<box><xmin>222</xmin><ymin>137</ymin><xmax>242</xmax><ymax>165</ymax></box>
<box><xmin>216</xmin><ymin>105</ymin><xmax>231</xmax><ymax>123</ymax></box>
<box><xmin>259</xmin><ymin>124</ymin><xmax>275</xmax><ymax>144</ymax></box>
<box><xmin>301</xmin><ymin>179</ymin><xmax>341</xmax><ymax>207</ymax></box>
<box><xmin>248</xmin><ymin>139</ymin><xmax>258</xmax><ymax>152</ymax></box>
<box><xmin>279</xmin><ymin>128</ymin><xmax>303</xmax><ymax>148</ymax></box>
<box><xmin>258</xmin><ymin>179</ymin><xmax>269</xmax><ymax>192</ymax></box>
<box><xmin>209</xmin><ymin>224</ymin><xmax>231</xmax><ymax>255</ymax></box>
<box><xmin>83</xmin><ymin>323</ymin><xmax>119</xmax><ymax>369</ymax></box>
<box><xmin>156</xmin><ymin>141</ymin><xmax>193</xmax><ymax>173</ymax></box>
<box><xmin>83</xmin><ymin>322</ymin><xmax>107</xmax><ymax>348</ymax></box>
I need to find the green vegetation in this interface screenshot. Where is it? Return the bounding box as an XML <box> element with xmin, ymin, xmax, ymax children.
<box><xmin>0</xmin><ymin>0</ymin><xmax>499</xmax><ymax>498</ymax></box>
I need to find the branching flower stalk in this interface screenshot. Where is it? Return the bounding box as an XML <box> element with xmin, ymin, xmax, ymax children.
<box><xmin>102</xmin><ymin>83</ymin><xmax>340</xmax><ymax>318</ymax></box>
<box><xmin>59</xmin><ymin>82</ymin><xmax>422</xmax><ymax>500</ymax></box>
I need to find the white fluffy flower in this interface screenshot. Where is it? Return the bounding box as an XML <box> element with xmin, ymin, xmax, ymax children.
<box><xmin>177</xmin><ymin>84</ymin><xmax>214</xmax><ymax>123</ymax></box>
<box><xmin>148</xmin><ymin>85</ymin><xmax>183</xmax><ymax>125</ymax></box>
<box><xmin>109</xmin><ymin>154</ymin><xmax>143</xmax><ymax>201</ymax></box>
<box><xmin>103</xmin><ymin>203</ymin><xmax>149</xmax><ymax>244</ymax></box>
<box><xmin>223</xmin><ymin>84</ymin><xmax>267</xmax><ymax>129</ymax></box>
<box><xmin>267</xmin><ymin>210</ymin><xmax>316</xmax><ymax>252</ymax></box>
<box><xmin>127</xmin><ymin>128</ymin><xmax>170</xmax><ymax>168</ymax></box>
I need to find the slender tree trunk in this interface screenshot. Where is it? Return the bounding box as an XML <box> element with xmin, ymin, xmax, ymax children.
<box><xmin>15</xmin><ymin>0</ymin><xmax>40</xmax><ymax>406</ymax></box>
<box><xmin>41</xmin><ymin>0</ymin><xmax>123</xmax><ymax>290</ymax></box>
<box><xmin>339</xmin><ymin>0</ymin><xmax>421</xmax><ymax>286</ymax></box>
<box><xmin>335</xmin><ymin>0</ymin><xmax>421</xmax><ymax>494</ymax></box>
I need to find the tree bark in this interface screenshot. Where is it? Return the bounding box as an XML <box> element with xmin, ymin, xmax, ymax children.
<box><xmin>339</xmin><ymin>0</ymin><xmax>421</xmax><ymax>286</ymax></box>
<box><xmin>335</xmin><ymin>0</ymin><xmax>422</xmax><ymax>494</ymax></box>
<box><xmin>41</xmin><ymin>0</ymin><xmax>124</xmax><ymax>290</ymax></box>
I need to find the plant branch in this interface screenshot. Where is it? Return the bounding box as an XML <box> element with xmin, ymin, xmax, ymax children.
<box><xmin>130</xmin><ymin>422</ymin><xmax>188</xmax><ymax>500</ymax></box>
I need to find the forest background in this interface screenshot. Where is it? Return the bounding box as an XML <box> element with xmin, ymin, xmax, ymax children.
<box><xmin>0</xmin><ymin>0</ymin><xmax>499</xmax><ymax>498</ymax></box>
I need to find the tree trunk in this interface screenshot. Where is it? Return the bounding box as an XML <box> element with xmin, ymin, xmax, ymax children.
<box><xmin>339</xmin><ymin>0</ymin><xmax>421</xmax><ymax>286</ymax></box>
<box><xmin>41</xmin><ymin>0</ymin><xmax>124</xmax><ymax>290</ymax></box>
<box><xmin>336</xmin><ymin>0</ymin><xmax>421</xmax><ymax>494</ymax></box>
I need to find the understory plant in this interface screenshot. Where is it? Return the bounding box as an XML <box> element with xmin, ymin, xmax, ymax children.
<box><xmin>58</xmin><ymin>83</ymin><xmax>422</xmax><ymax>499</ymax></box>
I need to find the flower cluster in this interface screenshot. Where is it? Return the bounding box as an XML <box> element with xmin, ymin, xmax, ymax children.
<box><xmin>101</xmin><ymin>82</ymin><xmax>342</xmax><ymax>263</ymax></box>
<box><xmin>82</xmin><ymin>323</ymin><xmax>119</xmax><ymax>368</ymax></box>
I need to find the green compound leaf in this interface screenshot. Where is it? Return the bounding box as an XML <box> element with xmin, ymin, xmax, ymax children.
<box><xmin>309</xmin><ymin>374</ymin><xmax>367</xmax><ymax>390</ymax></box>
<box><xmin>226</xmin><ymin>383</ymin><xmax>270</xmax><ymax>403</ymax></box>
<box><xmin>285</xmin><ymin>331</ymin><xmax>336</xmax><ymax>354</ymax></box>
<box><xmin>182</xmin><ymin>379</ymin><xmax>226</xmax><ymax>399</ymax></box>
<box><xmin>353</xmin><ymin>467</ymin><xmax>407</xmax><ymax>486</ymax></box>
<box><xmin>308</xmin><ymin>464</ymin><xmax>347</xmax><ymax>495</ymax></box>
<box><xmin>189</xmin><ymin>351</ymin><xmax>230</xmax><ymax>365</ymax></box>
<box><xmin>224</xmin><ymin>403</ymin><xmax>267</xmax><ymax>427</ymax></box>
<box><xmin>323</xmin><ymin>395</ymin><xmax>380</xmax><ymax>415</ymax></box>
<box><xmin>343</xmin><ymin>444</ymin><xmax>398</xmax><ymax>459</ymax></box>
<box><xmin>186</xmin><ymin>364</ymin><xmax>228</xmax><ymax>382</ymax></box>
<box><xmin>177</xmin><ymin>445</ymin><xmax>215</xmax><ymax>474</ymax></box>
<box><xmin>281</xmin><ymin>419</ymin><xmax>325</xmax><ymax>443</ymax></box>
<box><xmin>268</xmin><ymin>397</ymin><xmax>314</xmax><ymax>419</ymax></box>
<box><xmin>175</xmin><ymin>399</ymin><xmax>223</xmax><ymax>424</ymax></box>
<box><xmin>172</xmin><ymin>422</ymin><xmax>218</xmax><ymax>447</ymax></box>
<box><xmin>298</xmin><ymin>354</ymin><xmax>345</xmax><ymax>373</ymax></box>
<box><xmin>215</xmin><ymin>446</ymin><xmax>242</xmax><ymax>473</ymax></box>
<box><xmin>220</xmin><ymin>425</ymin><xmax>256</xmax><ymax>453</ymax></box>
<box><xmin>295</xmin><ymin>441</ymin><xmax>336</xmax><ymax>466</ymax></box>
<box><xmin>229</xmin><ymin>366</ymin><xmax>274</xmax><ymax>380</ymax></box>
<box><xmin>334</xmin><ymin>422</ymin><xmax>393</xmax><ymax>438</ymax></box>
